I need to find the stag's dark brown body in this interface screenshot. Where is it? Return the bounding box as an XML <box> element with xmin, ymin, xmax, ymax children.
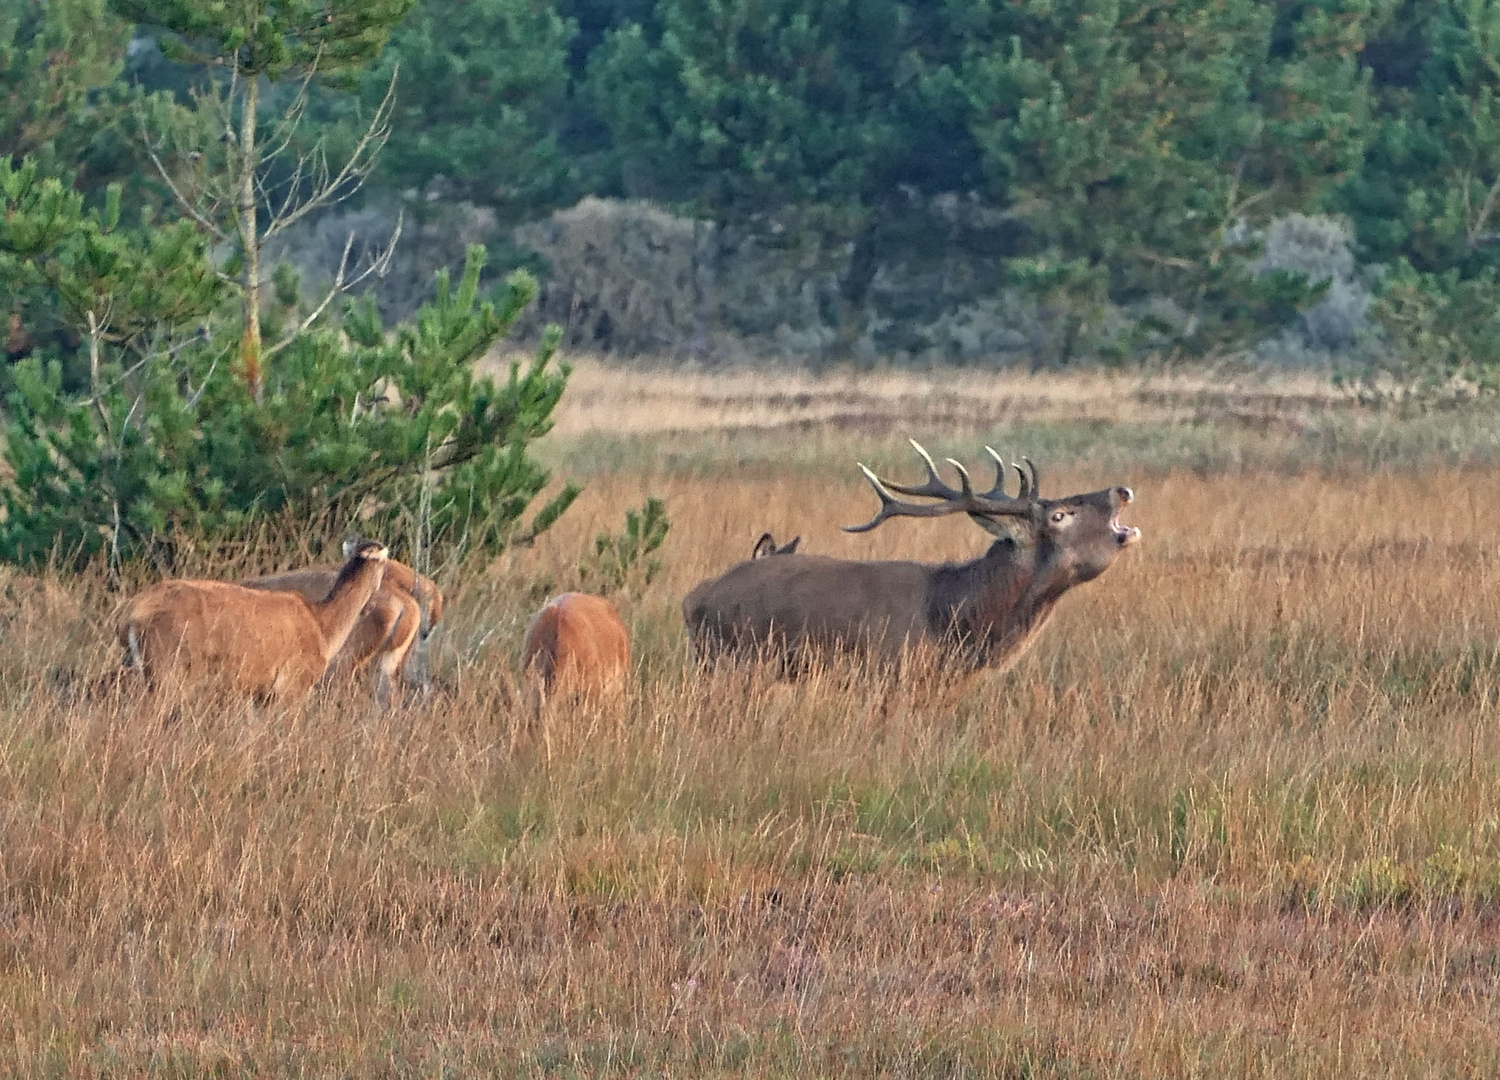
<box><xmin>684</xmin><ymin>442</ymin><xmax>1140</xmax><ymax>673</ymax></box>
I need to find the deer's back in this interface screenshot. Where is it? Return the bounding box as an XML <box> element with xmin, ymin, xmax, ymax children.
<box><xmin>245</xmin><ymin>560</ymin><xmax>437</xmax><ymax>612</ymax></box>
<box><xmin>684</xmin><ymin>554</ymin><xmax>937</xmax><ymax>657</ymax></box>
<box><xmin>120</xmin><ymin>580</ymin><xmax>324</xmax><ymax>698</ymax></box>
<box><xmin>243</xmin><ymin>559</ymin><xmax>441</xmax><ymax>663</ymax></box>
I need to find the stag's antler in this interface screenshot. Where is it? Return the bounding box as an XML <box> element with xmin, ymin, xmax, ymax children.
<box><xmin>845</xmin><ymin>439</ymin><xmax>1042</xmax><ymax>534</ymax></box>
<box><xmin>983</xmin><ymin>446</ymin><xmax>1038</xmax><ymax>502</ymax></box>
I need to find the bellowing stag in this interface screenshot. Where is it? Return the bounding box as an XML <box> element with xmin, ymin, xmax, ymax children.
<box><xmin>683</xmin><ymin>441</ymin><xmax>1139</xmax><ymax>672</ymax></box>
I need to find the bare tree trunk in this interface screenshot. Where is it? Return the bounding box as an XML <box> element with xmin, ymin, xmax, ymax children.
<box><xmin>237</xmin><ymin>73</ymin><xmax>262</xmax><ymax>401</ymax></box>
<box><xmin>142</xmin><ymin>60</ymin><xmax>398</xmax><ymax>402</ymax></box>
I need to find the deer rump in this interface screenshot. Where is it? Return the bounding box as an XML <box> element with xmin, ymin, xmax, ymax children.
<box><xmin>240</xmin><ymin>559</ymin><xmax>441</xmax><ymax>695</ymax></box>
<box><xmin>121</xmin><ymin>581</ymin><xmax>337</xmax><ymax>700</ymax></box>
<box><xmin>521</xmin><ymin>592</ymin><xmax>631</xmax><ymax>700</ymax></box>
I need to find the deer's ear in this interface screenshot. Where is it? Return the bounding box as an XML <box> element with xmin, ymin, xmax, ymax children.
<box><xmin>970</xmin><ymin>513</ymin><xmax>1031</xmax><ymax>544</ymax></box>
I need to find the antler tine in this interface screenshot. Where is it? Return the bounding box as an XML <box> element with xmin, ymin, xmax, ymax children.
<box><xmin>1013</xmin><ymin>461</ymin><xmax>1030</xmax><ymax>500</ymax></box>
<box><xmin>1025</xmin><ymin>457</ymin><xmax>1040</xmax><ymax>496</ymax></box>
<box><xmin>859</xmin><ymin>463</ymin><xmax>895</xmax><ymax>505</ymax></box>
<box><xmin>872</xmin><ymin>439</ymin><xmax>967</xmax><ymax>500</ymax></box>
<box><xmin>981</xmin><ymin>446</ymin><xmax>1009</xmax><ymax>500</ymax></box>
<box><xmin>844</xmin><ymin>463</ymin><xmax>904</xmax><ymax>533</ymax></box>
<box><xmin>911</xmin><ymin>438</ymin><xmax>939</xmax><ymax>474</ymax></box>
<box><xmin>945</xmin><ymin>458</ymin><xmax>974</xmax><ymax>497</ymax></box>
<box><xmin>844</xmin><ymin>461</ymin><xmax>1000</xmax><ymax>533</ymax></box>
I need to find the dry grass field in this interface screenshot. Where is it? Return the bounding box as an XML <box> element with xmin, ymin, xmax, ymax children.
<box><xmin>3</xmin><ymin>362</ymin><xmax>1500</xmax><ymax>1076</ymax></box>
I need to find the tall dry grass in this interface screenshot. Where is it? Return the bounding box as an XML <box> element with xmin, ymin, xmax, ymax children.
<box><xmin>2</xmin><ymin>383</ymin><xmax>1500</xmax><ymax>1074</ymax></box>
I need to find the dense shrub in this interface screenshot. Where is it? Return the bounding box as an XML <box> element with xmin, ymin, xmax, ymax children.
<box><xmin>1253</xmin><ymin>215</ymin><xmax>1374</xmax><ymax>365</ymax></box>
<box><xmin>512</xmin><ymin>197</ymin><xmax>1089</xmax><ymax>364</ymax></box>
<box><xmin>514</xmin><ymin>197</ymin><xmax>708</xmax><ymax>356</ymax></box>
<box><xmin>265</xmin><ymin>200</ymin><xmax>508</xmax><ymax>324</ymax></box>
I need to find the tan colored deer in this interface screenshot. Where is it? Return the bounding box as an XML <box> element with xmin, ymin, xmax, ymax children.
<box><xmin>241</xmin><ymin>547</ymin><xmax>444</xmax><ymax>702</ymax></box>
<box><xmin>118</xmin><ymin>539</ymin><xmax>391</xmax><ymax>703</ymax></box>
<box><xmin>751</xmin><ymin>532</ymin><xmax>800</xmax><ymax>558</ymax></box>
<box><xmin>520</xmin><ymin>592</ymin><xmax>631</xmax><ymax>706</ymax></box>
<box><xmin>684</xmin><ymin>441</ymin><xmax>1140</xmax><ymax>673</ymax></box>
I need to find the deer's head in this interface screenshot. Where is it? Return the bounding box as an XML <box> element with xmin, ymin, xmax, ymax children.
<box><xmin>845</xmin><ymin>440</ymin><xmax>1140</xmax><ymax>586</ymax></box>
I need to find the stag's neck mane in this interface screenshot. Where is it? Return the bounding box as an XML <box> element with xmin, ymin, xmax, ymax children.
<box><xmin>310</xmin><ymin>556</ymin><xmax>385</xmax><ymax>663</ymax></box>
<box><xmin>928</xmin><ymin>538</ymin><xmax>1065</xmax><ymax>668</ymax></box>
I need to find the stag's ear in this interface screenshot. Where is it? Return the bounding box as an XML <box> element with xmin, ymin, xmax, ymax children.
<box><xmin>970</xmin><ymin>513</ymin><xmax>1032</xmax><ymax>545</ymax></box>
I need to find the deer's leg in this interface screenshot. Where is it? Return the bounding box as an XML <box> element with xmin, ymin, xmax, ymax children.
<box><xmin>269</xmin><ymin>657</ymin><xmax>320</xmax><ymax>706</ymax></box>
<box><xmin>373</xmin><ymin>592</ymin><xmax>421</xmax><ymax>705</ymax></box>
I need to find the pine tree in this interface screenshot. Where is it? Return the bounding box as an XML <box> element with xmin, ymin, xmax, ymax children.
<box><xmin>957</xmin><ymin>0</ymin><xmax>1375</xmax><ymax>359</ymax></box>
<box><xmin>0</xmin><ymin>155</ymin><xmax>577</xmax><ymax>570</ymax></box>
<box><xmin>0</xmin><ymin>156</ymin><xmax>226</xmax><ymax>567</ymax></box>
<box><xmin>340</xmin><ymin>0</ymin><xmax>578</xmax><ymax>223</ymax></box>
<box><xmin>584</xmin><ymin>0</ymin><xmax>908</xmax><ymax>351</ymax></box>
<box><xmin>1344</xmin><ymin>0</ymin><xmax>1500</xmax><ymax>275</ymax></box>
<box><xmin>1343</xmin><ymin>0</ymin><xmax>1500</xmax><ymax>390</ymax></box>
<box><xmin>0</xmin><ymin>0</ymin><xmax>138</xmax><ymax>384</ymax></box>
<box><xmin>110</xmin><ymin>0</ymin><xmax>416</xmax><ymax>399</ymax></box>
<box><xmin>0</xmin><ymin>0</ymin><xmax>130</xmax><ymax>175</ymax></box>
<box><xmin>0</xmin><ymin>3</ymin><xmax>581</xmax><ymax>570</ymax></box>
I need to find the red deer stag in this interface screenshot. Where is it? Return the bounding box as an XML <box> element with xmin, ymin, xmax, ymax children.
<box><xmin>119</xmin><ymin>539</ymin><xmax>391</xmax><ymax>703</ymax></box>
<box><xmin>751</xmin><ymin>532</ymin><xmax>800</xmax><ymax>558</ymax></box>
<box><xmin>241</xmin><ymin>546</ymin><xmax>444</xmax><ymax>702</ymax></box>
<box><xmin>684</xmin><ymin>441</ymin><xmax>1139</xmax><ymax>673</ymax></box>
<box><xmin>520</xmin><ymin>593</ymin><xmax>631</xmax><ymax>706</ymax></box>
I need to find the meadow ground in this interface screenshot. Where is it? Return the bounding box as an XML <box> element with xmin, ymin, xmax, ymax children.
<box><xmin>3</xmin><ymin>360</ymin><xmax>1500</xmax><ymax>1076</ymax></box>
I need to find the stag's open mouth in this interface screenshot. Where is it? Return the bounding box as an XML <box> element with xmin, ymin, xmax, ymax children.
<box><xmin>1109</xmin><ymin>487</ymin><xmax>1140</xmax><ymax>545</ymax></box>
<box><xmin>1111</xmin><ymin>515</ymin><xmax>1142</xmax><ymax>546</ymax></box>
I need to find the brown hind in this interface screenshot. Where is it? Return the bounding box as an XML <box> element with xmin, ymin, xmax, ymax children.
<box><xmin>520</xmin><ymin>592</ymin><xmax>631</xmax><ymax>707</ymax></box>
<box><xmin>241</xmin><ymin>548</ymin><xmax>443</xmax><ymax>702</ymax></box>
<box><xmin>119</xmin><ymin>539</ymin><xmax>390</xmax><ymax>703</ymax></box>
<box><xmin>751</xmin><ymin>532</ymin><xmax>801</xmax><ymax>558</ymax></box>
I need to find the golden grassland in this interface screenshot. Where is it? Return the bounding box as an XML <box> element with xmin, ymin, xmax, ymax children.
<box><xmin>3</xmin><ymin>364</ymin><xmax>1500</xmax><ymax>1075</ymax></box>
<box><xmin>534</xmin><ymin>357</ymin><xmax>1500</xmax><ymax>480</ymax></box>
<box><xmin>546</xmin><ymin>357</ymin><xmax>1351</xmax><ymax>436</ymax></box>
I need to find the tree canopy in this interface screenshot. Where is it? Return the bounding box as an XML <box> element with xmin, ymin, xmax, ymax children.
<box><xmin>5</xmin><ymin>0</ymin><xmax>1500</xmax><ymax>392</ymax></box>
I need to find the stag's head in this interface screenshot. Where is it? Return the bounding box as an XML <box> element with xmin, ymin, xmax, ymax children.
<box><xmin>845</xmin><ymin>440</ymin><xmax>1139</xmax><ymax>585</ymax></box>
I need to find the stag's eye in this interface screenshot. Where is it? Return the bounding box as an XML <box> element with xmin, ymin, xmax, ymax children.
<box><xmin>1049</xmin><ymin>509</ymin><xmax>1071</xmax><ymax>525</ymax></box>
